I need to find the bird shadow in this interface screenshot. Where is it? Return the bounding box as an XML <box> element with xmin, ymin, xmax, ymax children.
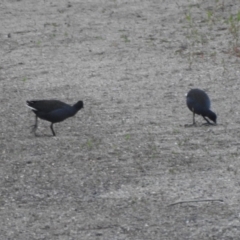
<box><xmin>184</xmin><ymin>123</ymin><xmax>217</xmax><ymax>128</ymax></box>
<box><xmin>31</xmin><ymin>132</ymin><xmax>55</xmax><ymax>138</ymax></box>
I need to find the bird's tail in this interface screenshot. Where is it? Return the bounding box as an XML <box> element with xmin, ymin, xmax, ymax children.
<box><xmin>26</xmin><ymin>101</ymin><xmax>37</xmax><ymax>111</ymax></box>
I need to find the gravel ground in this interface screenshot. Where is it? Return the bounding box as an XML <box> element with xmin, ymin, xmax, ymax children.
<box><xmin>1</xmin><ymin>0</ymin><xmax>240</xmax><ymax>239</ymax></box>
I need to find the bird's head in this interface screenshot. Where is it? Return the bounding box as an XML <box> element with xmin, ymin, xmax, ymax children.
<box><xmin>208</xmin><ymin>111</ymin><xmax>217</xmax><ymax>124</ymax></box>
<box><xmin>74</xmin><ymin>101</ymin><xmax>84</xmax><ymax>110</ymax></box>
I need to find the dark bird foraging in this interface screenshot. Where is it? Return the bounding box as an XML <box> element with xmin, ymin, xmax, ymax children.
<box><xmin>186</xmin><ymin>89</ymin><xmax>217</xmax><ymax>125</ymax></box>
<box><xmin>26</xmin><ymin>100</ymin><xmax>84</xmax><ymax>136</ymax></box>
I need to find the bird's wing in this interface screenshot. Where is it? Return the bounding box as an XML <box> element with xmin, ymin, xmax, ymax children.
<box><xmin>27</xmin><ymin>100</ymin><xmax>69</xmax><ymax>113</ymax></box>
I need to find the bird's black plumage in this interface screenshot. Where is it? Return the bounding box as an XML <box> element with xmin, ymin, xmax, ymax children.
<box><xmin>186</xmin><ymin>89</ymin><xmax>217</xmax><ymax>125</ymax></box>
<box><xmin>26</xmin><ymin>100</ymin><xmax>84</xmax><ymax>136</ymax></box>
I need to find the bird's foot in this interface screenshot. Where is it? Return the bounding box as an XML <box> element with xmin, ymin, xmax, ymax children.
<box><xmin>184</xmin><ymin>123</ymin><xmax>197</xmax><ymax>127</ymax></box>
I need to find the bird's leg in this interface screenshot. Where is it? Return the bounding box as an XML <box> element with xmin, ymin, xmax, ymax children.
<box><xmin>31</xmin><ymin>116</ymin><xmax>38</xmax><ymax>134</ymax></box>
<box><xmin>185</xmin><ymin>112</ymin><xmax>196</xmax><ymax>127</ymax></box>
<box><xmin>50</xmin><ymin>123</ymin><xmax>56</xmax><ymax>136</ymax></box>
<box><xmin>192</xmin><ymin>112</ymin><xmax>196</xmax><ymax>125</ymax></box>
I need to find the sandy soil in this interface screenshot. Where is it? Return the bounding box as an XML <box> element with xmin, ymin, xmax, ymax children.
<box><xmin>1</xmin><ymin>0</ymin><xmax>240</xmax><ymax>239</ymax></box>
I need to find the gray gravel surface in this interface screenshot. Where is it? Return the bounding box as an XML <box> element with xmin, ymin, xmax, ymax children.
<box><xmin>1</xmin><ymin>0</ymin><xmax>240</xmax><ymax>239</ymax></box>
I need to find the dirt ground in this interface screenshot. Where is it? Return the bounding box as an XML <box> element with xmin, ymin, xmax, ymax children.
<box><xmin>1</xmin><ymin>0</ymin><xmax>240</xmax><ymax>239</ymax></box>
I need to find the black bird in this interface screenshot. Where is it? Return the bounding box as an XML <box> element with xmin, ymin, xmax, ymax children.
<box><xmin>186</xmin><ymin>88</ymin><xmax>217</xmax><ymax>125</ymax></box>
<box><xmin>26</xmin><ymin>100</ymin><xmax>84</xmax><ymax>136</ymax></box>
